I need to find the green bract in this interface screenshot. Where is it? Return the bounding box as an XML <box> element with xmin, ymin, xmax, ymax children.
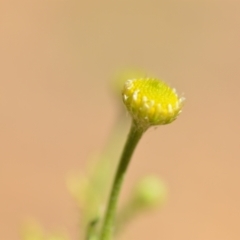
<box><xmin>122</xmin><ymin>78</ymin><xmax>184</xmax><ymax>129</ymax></box>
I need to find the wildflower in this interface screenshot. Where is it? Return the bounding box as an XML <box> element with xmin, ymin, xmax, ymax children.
<box><xmin>122</xmin><ymin>78</ymin><xmax>184</xmax><ymax>129</ymax></box>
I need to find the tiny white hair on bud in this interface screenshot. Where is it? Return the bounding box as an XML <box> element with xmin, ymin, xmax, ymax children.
<box><xmin>143</xmin><ymin>102</ymin><xmax>150</xmax><ymax>110</ymax></box>
<box><xmin>133</xmin><ymin>90</ymin><xmax>139</xmax><ymax>101</ymax></box>
<box><xmin>175</xmin><ymin>101</ymin><xmax>179</xmax><ymax>109</ymax></box>
<box><xmin>142</xmin><ymin>96</ymin><xmax>148</xmax><ymax>102</ymax></box>
<box><xmin>179</xmin><ymin>97</ymin><xmax>185</xmax><ymax>104</ymax></box>
<box><xmin>168</xmin><ymin>104</ymin><xmax>173</xmax><ymax>113</ymax></box>
<box><xmin>125</xmin><ymin>79</ymin><xmax>133</xmax><ymax>89</ymax></box>
<box><xmin>123</xmin><ymin>94</ymin><xmax>128</xmax><ymax>101</ymax></box>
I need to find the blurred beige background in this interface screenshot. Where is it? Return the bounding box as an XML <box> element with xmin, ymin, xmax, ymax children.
<box><xmin>1</xmin><ymin>0</ymin><xmax>240</xmax><ymax>240</ymax></box>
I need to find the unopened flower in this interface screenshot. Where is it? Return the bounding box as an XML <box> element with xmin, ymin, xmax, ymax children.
<box><xmin>122</xmin><ymin>78</ymin><xmax>184</xmax><ymax>129</ymax></box>
<box><xmin>133</xmin><ymin>176</ymin><xmax>168</xmax><ymax>209</ymax></box>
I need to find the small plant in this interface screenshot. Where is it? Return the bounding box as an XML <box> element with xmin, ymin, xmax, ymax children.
<box><xmin>21</xmin><ymin>74</ymin><xmax>184</xmax><ymax>240</ymax></box>
<box><xmin>98</xmin><ymin>78</ymin><xmax>184</xmax><ymax>240</ymax></box>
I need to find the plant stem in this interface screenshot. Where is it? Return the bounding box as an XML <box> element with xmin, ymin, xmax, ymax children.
<box><xmin>99</xmin><ymin>121</ymin><xmax>145</xmax><ymax>240</ymax></box>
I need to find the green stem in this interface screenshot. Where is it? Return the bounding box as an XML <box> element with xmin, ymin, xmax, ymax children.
<box><xmin>99</xmin><ymin>121</ymin><xmax>145</xmax><ymax>240</ymax></box>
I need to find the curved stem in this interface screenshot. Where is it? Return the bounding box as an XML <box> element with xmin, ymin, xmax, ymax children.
<box><xmin>99</xmin><ymin>121</ymin><xmax>145</xmax><ymax>240</ymax></box>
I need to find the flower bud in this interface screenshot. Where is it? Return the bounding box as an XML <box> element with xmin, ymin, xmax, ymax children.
<box><xmin>122</xmin><ymin>78</ymin><xmax>184</xmax><ymax>129</ymax></box>
<box><xmin>133</xmin><ymin>176</ymin><xmax>167</xmax><ymax>209</ymax></box>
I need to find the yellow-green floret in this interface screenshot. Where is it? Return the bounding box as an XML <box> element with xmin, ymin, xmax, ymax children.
<box><xmin>122</xmin><ymin>78</ymin><xmax>184</xmax><ymax>128</ymax></box>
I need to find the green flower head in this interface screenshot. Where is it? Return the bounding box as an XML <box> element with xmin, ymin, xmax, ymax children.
<box><xmin>133</xmin><ymin>176</ymin><xmax>168</xmax><ymax>209</ymax></box>
<box><xmin>122</xmin><ymin>78</ymin><xmax>184</xmax><ymax>129</ymax></box>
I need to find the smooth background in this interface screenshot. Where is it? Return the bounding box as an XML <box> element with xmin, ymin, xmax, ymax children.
<box><xmin>1</xmin><ymin>1</ymin><xmax>240</xmax><ymax>240</ymax></box>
